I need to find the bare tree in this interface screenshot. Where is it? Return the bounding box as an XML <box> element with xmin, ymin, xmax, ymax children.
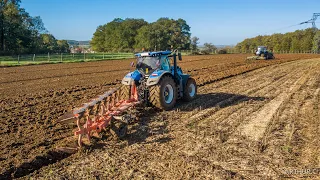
<box><xmin>191</xmin><ymin>36</ymin><xmax>200</xmax><ymax>51</ymax></box>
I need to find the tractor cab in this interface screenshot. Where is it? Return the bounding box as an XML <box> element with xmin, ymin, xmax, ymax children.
<box><xmin>256</xmin><ymin>46</ymin><xmax>267</xmax><ymax>55</ymax></box>
<box><xmin>135</xmin><ymin>51</ymin><xmax>171</xmax><ymax>75</ymax></box>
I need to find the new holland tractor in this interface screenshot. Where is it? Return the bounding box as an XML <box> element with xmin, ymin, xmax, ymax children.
<box><xmin>122</xmin><ymin>50</ymin><xmax>197</xmax><ymax>110</ymax></box>
<box><xmin>57</xmin><ymin>50</ymin><xmax>197</xmax><ymax>148</ymax></box>
<box><xmin>246</xmin><ymin>46</ymin><xmax>275</xmax><ymax>60</ymax></box>
<box><xmin>255</xmin><ymin>46</ymin><xmax>275</xmax><ymax>59</ymax></box>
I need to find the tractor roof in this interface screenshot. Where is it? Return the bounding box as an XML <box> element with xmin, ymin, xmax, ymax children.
<box><xmin>135</xmin><ymin>51</ymin><xmax>171</xmax><ymax>57</ymax></box>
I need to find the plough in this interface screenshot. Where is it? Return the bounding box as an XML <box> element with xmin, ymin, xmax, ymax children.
<box><xmin>57</xmin><ymin>50</ymin><xmax>197</xmax><ymax>149</ymax></box>
<box><xmin>57</xmin><ymin>83</ymin><xmax>140</xmax><ymax>148</ymax></box>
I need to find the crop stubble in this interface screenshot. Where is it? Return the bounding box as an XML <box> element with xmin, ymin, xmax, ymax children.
<box><xmin>0</xmin><ymin>54</ymin><xmax>320</xmax><ymax>179</ymax></box>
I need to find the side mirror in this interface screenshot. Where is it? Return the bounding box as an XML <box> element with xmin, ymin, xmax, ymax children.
<box><xmin>178</xmin><ymin>52</ymin><xmax>182</xmax><ymax>61</ymax></box>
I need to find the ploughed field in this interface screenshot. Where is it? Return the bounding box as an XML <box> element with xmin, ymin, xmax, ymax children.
<box><xmin>0</xmin><ymin>54</ymin><xmax>320</xmax><ymax>179</ymax></box>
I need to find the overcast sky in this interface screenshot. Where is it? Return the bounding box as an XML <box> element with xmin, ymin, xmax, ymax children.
<box><xmin>21</xmin><ymin>0</ymin><xmax>319</xmax><ymax>45</ymax></box>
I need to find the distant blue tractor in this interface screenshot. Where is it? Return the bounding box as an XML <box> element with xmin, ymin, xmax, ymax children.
<box><xmin>255</xmin><ymin>46</ymin><xmax>275</xmax><ymax>59</ymax></box>
<box><xmin>121</xmin><ymin>50</ymin><xmax>197</xmax><ymax>110</ymax></box>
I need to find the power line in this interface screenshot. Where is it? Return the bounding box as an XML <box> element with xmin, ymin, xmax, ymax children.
<box><xmin>259</xmin><ymin>23</ymin><xmax>301</xmax><ymax>36</ymax></box>
<box><xmin>257</xmin><ymin>13</ymin><xmax>319</xmax><ymax>36</ymax></box>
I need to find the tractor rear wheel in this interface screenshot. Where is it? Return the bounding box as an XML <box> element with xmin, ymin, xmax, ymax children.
<box><xmin>149</xmin><ymin>76</ymin><xmax>177</xmax><ymax>110</ymax></box>
<box><xmin>183</xmin><ymin>78</ymin><xmax>197</xmax><ymax>102</ymax></box>
<box><xmin>120</xmin><ymin>85</ymin><xmax>131</xmax><ymax>100</ymax></box>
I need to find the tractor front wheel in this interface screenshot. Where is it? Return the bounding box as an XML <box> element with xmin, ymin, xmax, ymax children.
<box><xmin>183</xmin><ymin>78</ymin><xmax>197</xmax><ymax>102</ymax></box>
<box><xmin>149</xmin><ymin>76</ymin><xmax>177</xmax><ymax>110</ymax></box>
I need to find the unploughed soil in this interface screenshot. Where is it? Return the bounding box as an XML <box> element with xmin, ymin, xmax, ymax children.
<box><xmin>0</xmin><ymin>54</ymin><xmax>320</xmax><ymax>179</ymax></box>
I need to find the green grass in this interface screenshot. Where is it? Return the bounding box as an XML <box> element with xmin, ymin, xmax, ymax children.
<box><xmin>0</xmin><ymin>53</ymin><xmax>135</xmax><ymax>66</ymax></box>
<box><xmin>0</xmin><ymin>51</ymin><xmax>213</xmax><ymax>67</ymax></box>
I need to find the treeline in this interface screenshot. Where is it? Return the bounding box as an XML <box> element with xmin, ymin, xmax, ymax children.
<box><xmin>91</xmin><ymin>18</ymin><xmax>191</xmax><ymax>52</ymax></box>
<box><xmin>0</xmin><ymin>0</ymin><xmax>69</xmax><ymax>55</ymax></box>
<box><xmin>236</xmin><ymin>28</ymin><xmax>320</xmax><ymax>53</ymax></box>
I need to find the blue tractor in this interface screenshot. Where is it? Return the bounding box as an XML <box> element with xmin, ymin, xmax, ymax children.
<box><xmin>121</xmin><ymin>50</ymin><xmax>197</xmax><ymax>110</ymax></box>
<box><xmin>255</xmin><ymin>46</ymin><xmax>275</xmax><ymax>59</ymax></box>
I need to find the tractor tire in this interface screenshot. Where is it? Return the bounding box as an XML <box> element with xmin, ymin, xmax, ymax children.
<box><xmin>182</xmin><ymin>78</ymin><xmax>197</xmax><ymax>102</ymax></box>
<box><xmin>120</xmin><ymin>85</ymin><xmax>131</xmax><ymax>100</ymax></box>
<box><xmin>149</xmin><ymin>75</ymin><xmax>177</xmax><ymax>110</ymax></box>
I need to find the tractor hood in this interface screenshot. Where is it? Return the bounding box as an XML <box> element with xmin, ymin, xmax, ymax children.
<box><xmin>121</xmin><ymin>70</ymin><xmax>142</xmax><ymax>85</ymax></box>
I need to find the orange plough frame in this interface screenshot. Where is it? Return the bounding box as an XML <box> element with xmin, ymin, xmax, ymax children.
<box><xmin>57</xmin><ymin>83</ymin><xmax>139</xmax><ymax>147</ymax></box>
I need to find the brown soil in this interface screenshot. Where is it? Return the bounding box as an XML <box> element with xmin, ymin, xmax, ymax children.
<box><xmin>0</xmin><ymin>54</ymin><xmax>320</xmax><ymax>179</ymax></box>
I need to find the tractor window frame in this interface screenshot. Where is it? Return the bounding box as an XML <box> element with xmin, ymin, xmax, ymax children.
<box><xmin>160</xmin><ymin>56</ymin><xmax>171</xmax><ymax>71</ymax></box>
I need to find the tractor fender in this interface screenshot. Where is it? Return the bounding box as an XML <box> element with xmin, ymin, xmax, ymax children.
<box><xmin>121</xmin><ymin>74</ymin><xmax>134</xmax><ymax>85</ymax></box>
<box><xmin>146</xmin><ymin>70</ymin><xmax>173</xmax><ymax>86</ymax></box>
<box><xmin>121</xmin><ymin>70</ymin><xmax>142</xmax><ymax>85</ymax></box>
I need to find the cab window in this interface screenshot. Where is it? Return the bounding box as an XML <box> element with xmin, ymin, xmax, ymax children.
<box><xmin>161</xmin><ymin>56</ymin><xmax>170</xmax><ymax>71</ymax></box>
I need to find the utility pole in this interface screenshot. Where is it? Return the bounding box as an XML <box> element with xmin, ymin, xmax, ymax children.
<box><xmin>300</xmin><ymin>13</ymin><xmax>320</xmax><ymax>30</ymax></box>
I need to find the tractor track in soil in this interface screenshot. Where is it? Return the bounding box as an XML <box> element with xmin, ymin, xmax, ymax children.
<box><xmin>0</xmin><ymin>54</ymin><xmax>320</xmax><ymax>179</ymax></box>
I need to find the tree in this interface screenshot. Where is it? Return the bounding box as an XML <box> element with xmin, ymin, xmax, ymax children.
<box><xmin>28</xmin><ymin>16</ymin><xmax>46</xmax><ymax>34</ymax></box>
<box><xmin>191</xmin><ymin>36</ymin><xmax>199</xmax><ymax>51</ymax></box>
<box><xmin>92</xmin><ymin>18</ymin><xmax>192</xmax><ymax>52</ymax></box>
<box><xmin>290</xmin><ymin>38</ymin><xmax>300</xmax><ymax>52</ymax></box>
<box><xmin>235</xmin><ymin>28</ymin><xmax>316</xmax><ymax>53</ymax></box>
<box><xmin>91</xmin><ymin>25</ymin><xmax>108</xmax><ymax>52</ymax></box>
<box><xmin>134</xmin><ymin>25</ymin><xmax>155</xmax><ymax>51</ymax></box>
<box><xmin>135</xmin><ymin>18</ymin><xmax>191</xmax><ymax>51</ymax></box>
<box><xmin>119</xmin><ymin>18</ymin><xmax>148</xmax><ymax>51</ymax></box>
<box><xmin>175</xmin><ymin>18</ymin><xmax>191</xmax><ymax>49</ymax></box>
<box><xmin>312</xmin><ymin>30</ymin><xmax>320</xmax><ymax>53</ymax></box>
<box><xmin>203</xmin><ymin>43</ymin><xmax>217</xmax><ymax>53</ymax></box>
<box><xmin>40</xmin><ymin>34</ymin><xmax>58</xmax><ymax>53</ymax></box>
<box><xmin>0</xmin><ymin>0</ymin><xmax>23</xmax><ymax>52</ymax></box>
<box><xmin>0</xmin><ymin>0</ymin><xmax>52</xmax><ymax>54</ymax></box>
<box><xmin>91</xmin><ymin>18</ymin><xmax>147</xmax><ymax>52</ymax></box>
<box><xmin>279</xmin><ymin>36</ymin><xmax>291</xmax><ymax>52</ymax></box>
<box><xmin>57</xmin><ymin>40</ymin><xmax>70</xmax><ymax>53</ymax></box>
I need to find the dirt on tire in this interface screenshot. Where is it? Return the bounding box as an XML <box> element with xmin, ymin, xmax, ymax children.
<box><xmin>182</xmin><ymin>78</ymin><xmax>197</xmax><ymax>102</ymax></box>
<box><xmin>149</xmin><ymin>75</ymin><xmax>177</xmax><ymax>110</ymax></box>
<box><xmin>120</xmin><ymin>85</ymin><xmax>131</xmax><ymax>100</ymax></box>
